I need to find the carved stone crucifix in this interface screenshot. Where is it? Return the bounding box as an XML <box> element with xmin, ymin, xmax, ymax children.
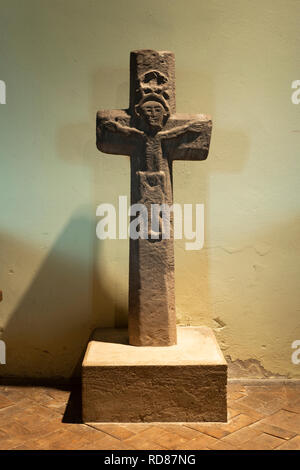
<box><xmin>97</xmin><ymin>49</ymin><xmax>212</xmax><ymax>346</ymax></box>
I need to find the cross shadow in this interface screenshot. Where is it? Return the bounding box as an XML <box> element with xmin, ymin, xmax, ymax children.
<box><xmin>1</xmin><ymin>209</ymin><xmax>127</xmax><ymax>382</ymax></box>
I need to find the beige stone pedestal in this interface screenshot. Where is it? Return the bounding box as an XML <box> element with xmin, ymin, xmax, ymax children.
<box><xmin>82</xmin><ymin>326</ymin><xmax>227</xmax><ymax>423</ymax></box>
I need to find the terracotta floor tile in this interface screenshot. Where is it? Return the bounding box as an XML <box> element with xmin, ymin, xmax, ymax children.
<box><xmin>19</xmin><ymin>419</ymin><xmax>64</xmax><ymax>439</ymax></box>
<box><xmin>250</xmin><ymin>421</ymin><xmax>297</xmax><ymax>440</ymax></box>
<box><xmin>175</xmin><ymin>433</ymin><xmax>218</xmax><ymax>450</ymax></box>
<box><xmin>27</xmin><ymin>429</ymin><xmax>90</xmax><ymax>450</ymax></box>
<box><xmin>45</xmin><ymin>403</ymin><xmax>67</xmax><ymax>415</ymax></box>
<box><xmin>0</xmin><ymin>399</ymin><xmax>61</xmax><ymax>428</ymax></box>
<box><xmin>219</xmin><ymin>413</ymin><xmax>258</xmax><ymax>432</ymax></box>
<box><xmin>158</xmin><ymin>424</ymin><xmax>201</xmax><ymax>440</ymax></box>
<box><xmin>0</xmin><ymin>425</ymin><xmax>28</xmax><ymax>449</ymax></box>
<box><xmin>156</xmin><ymin>433</ymin><xmax>189</xmax><ymax>449</ymax></box>
<box><xmin>282</xmin><ymin>402</ymin><xmax>300</xmax><ymax>414</ymax></box>
<box><xmin>227</xmin><ymin>384</ymin><xmax>247</xmax><ymax>394</ymax></box>
<box><xmin>122</xmin><ymin>423</ymin><xmax>152</xmax><ymax>434</ymax></box>
<box><xmin>235</xmin><ymin>394</ymin><xmax>284</xmax><ymax>415</ymax></box>
<box><xmin>275</xmin><ymin>435</ymin><xmax>300</xmax><ymax>450</ymax></box>
<box><xmin>127</xmin><ymin>426</ymin><xmax>169</xmax><ymax>444</ymax></box>
<box><xmin>70</xmin><ymin>424</ymin><xmax>108</xmax><ymax>441</ymax></box>
<box><xmin>227</xmin><ymin>407</ymin><xmax>241</xmax><ymax>419</ymax></box>
<box><xmin>187</xmin><ymin>423</ymin><xmax>229</xmax><ymax>439</ymax></box>
<box><xmin>24</xmin><ymin>402</ymin><xmax>62</xmax><ymax>419</ymax></box>
<box><xmin>124</xmin><ymin>426</ymin><xmax>189</xmax><ymax>449</ymax></box>
<box><xmin>245</xmin><ymin>385</ymin><xmax>286</xmax><ymax>397</ymax></box>
<box><xmin>81</xmin><ymin>441</ymin><xmax>135</xmax><ymax>450</ymax></box>
<box><xmin>228</xmin><ymin>402</ymin><xmax>267</xmax><ymax>420</ymax></box>
<box><xmin>123</xmin><ymin>434</ymin><xmax>167</xmax><ymax>450</ymax></box>
<box><xmin>188</xmin><ymin>413</ymin><xmax>256</xmax><ymax>439</ymax></box>
<box><xmin>241</xmin><ymin>433</ymin><xmax>285</xmax><ymax>450</ymax></box>
<box><xmin>0</xmin><ymin>438</ymin><xmax>26</xmax><ymax>450</ymax></box>
<box><xmin>0</xmin><ymin>386</ymin><xmax>24</xmax><ymax>401</ymax></box>
<box><xmin>45</xmin><ymin>388</ymin><xmax>71</xmax><ymax>402</ymax></box>
<box><xmin>0</xmin><ymin>399</ymin><xmax>36</xmax><ymax>423</ymax></box>
<box><xmin>78</xmin><ymin>433</ymin><xmax>130</xmax><ymax>450</ymax></box>
<box><xmin>88</xmin><ymin>423</ymin><xmax>135</xmax><ymax>440</ymax></box>
<box><xmin>284</xmin><ymin>386</ymin><xmax>300</xmax><ymax>403</ymax></box>
<box><xmin>11</xmin><ymin>444</ymin><xmax>33</xmax><ymax>450</ymax></box>
<box><xmin>13</xmin><ymin>407</ymin><xmax>61</xmax><ymax>430</ymax></box>
<box><xmin>20</xmin><ymin>426</ymin><xmax>101</xmax><ymax>450</ymax></box>
<box><xmin>174</xmin><ymin>439</ymin><xmax>209</xmax><ymax>450</ymax></box>
<box><xmin>0</xmin><ymin>393</ymin><xmax>14</xmax><ymax>409</ymax></box>
<box><xmin>228</xmin><ymin>391</ymin><xmax>246</xmax><ymax>401</ymax></box>
<box><xmin>17</xmin><ymin>387</ymin><xmax>69</xmax><ymax>414</ymax></box>
<box><xmin>221</xmin><ymin>426</ymin><xmax>260</xmax><ymax>446</ymax></box>
<box><xmin>7</xmin><ymin>387</ymin><xmax>52</xmax><ymax>406</ymax></box>
<box><xmin>208</xmin><ymin>440</ymin><xmax>238</xmax><ymax>450</ymax></box>
<box><xmin>0</xmin><ymin>428</ymin><xmax>7</xmax><ymax>439</ymax></box>
<box><xmin>0</xmin><ymin>420</ymin><xmax>33</xmax><ymax>440</ymax></box>
<box><xmin>259</xmin><ymin>409</ymin><xmax>300</xmax><ymax>434</ymax></box>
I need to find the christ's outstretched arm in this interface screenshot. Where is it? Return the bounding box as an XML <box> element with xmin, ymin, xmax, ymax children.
<box><xmin>100</xmin><ymin>119</ymin><xmax>145</xmax><ymax>138</ymax></box>
<box><xmin>159</xmin><ymin>120</ymin><xmax>206</xmax><ymax>139</ymax></box>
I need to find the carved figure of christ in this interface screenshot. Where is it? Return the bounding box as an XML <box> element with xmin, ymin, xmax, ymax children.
<box><xmin>97</xmin><ymin>50</ymin><xmax>212</xmax><ymax>346</ymax></box>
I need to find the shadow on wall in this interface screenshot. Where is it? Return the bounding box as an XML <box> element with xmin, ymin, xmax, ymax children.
<box><xmin>1</xmin><ymin>211</ymin><xmax>126</xmax><ymax>380</ymax></box>
<box><xmin>0</xmin><ymin>66</ymin><xmax>132</xmax><ymax>381</ymax></box>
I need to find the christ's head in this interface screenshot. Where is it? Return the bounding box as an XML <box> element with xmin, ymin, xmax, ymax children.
<box><xmin>136</xmin><ymin>94</ymin><xmax>170</xmax><ymax>132</ymax></box>
<box><xmin>140</xmin><ymin>101</ymin><xmax>165</xmax><ymax>130</ymax></box>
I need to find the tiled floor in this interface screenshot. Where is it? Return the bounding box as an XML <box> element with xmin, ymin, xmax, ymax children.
<box><xmin>0</xmin><ymin>383</ymin><xmax>299</xmax><ymax>450</ymax></box>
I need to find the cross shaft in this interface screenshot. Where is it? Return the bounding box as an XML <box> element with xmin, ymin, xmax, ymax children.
<box><xmin>97</xmin><ymin>50</ymin><xmax>212</xmax><ymax>346</ymax></box>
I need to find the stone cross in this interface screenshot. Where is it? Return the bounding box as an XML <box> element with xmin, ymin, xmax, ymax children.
<box><xmin>97</xmin><ymin>50</ymin><xmax>212</xmax><ymax>346</ymax></box>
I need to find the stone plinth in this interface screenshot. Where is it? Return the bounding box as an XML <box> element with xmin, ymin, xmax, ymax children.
<box><xmin>82</xmin><ymin>326</ymin><xmax>227</xmax><ymax>423</ymax></box>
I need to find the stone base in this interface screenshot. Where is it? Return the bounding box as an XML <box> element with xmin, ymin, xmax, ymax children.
<box><xmin>82</xmin><ymin>326</ymin><xmax>227</xmax><ymax>423</ymax></box>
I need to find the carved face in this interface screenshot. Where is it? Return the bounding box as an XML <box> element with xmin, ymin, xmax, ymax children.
<box><xmin>140</xmin><ymin>101</ymin><xmax>165</xmax><ymax>130</ymax></box>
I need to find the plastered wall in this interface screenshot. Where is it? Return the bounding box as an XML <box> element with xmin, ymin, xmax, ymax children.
<box><xmin>0</xmin><ymin>0</ymin><xmax>299</xmax><ymax>379</ymax></box>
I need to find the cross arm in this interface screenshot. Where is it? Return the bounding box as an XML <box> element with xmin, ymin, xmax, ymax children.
<box><xmin>96</xmin><ymin>109</ymin><xmax>144</xmax><ymax>156</ymax></box>
<box><xmin>161</xmin><ymin>113</ymin><xmax>212</xmax><ymax>161</ymax></box>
